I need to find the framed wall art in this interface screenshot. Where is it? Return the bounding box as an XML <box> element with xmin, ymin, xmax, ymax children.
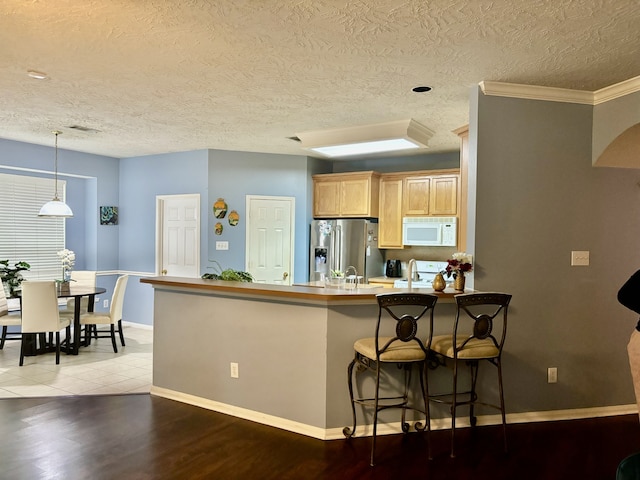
<box><xmin>100</xmin><ymin>206</ymin><xmax>119</xmax><ymax>225</ymax></box>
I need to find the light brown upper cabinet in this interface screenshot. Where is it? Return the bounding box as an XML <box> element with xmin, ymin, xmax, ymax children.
<box><xmin>378</xmin><ymin>175</ymin><xmax>404</xmax><ymax>249</ymax></box>
<box><xmin>403</xmin><ymin>176</ymin><xmax>431</xmax><ymax>216</ymax></box>
<box><xmin>429</xmin><ymin>175</ymin><xmax>458</xmax><ymax>216</ymax></box>
<box><xmin>403</xmin><ymin>172</ymin><xmax>458</xmax><ymax>217</ymax></box>
<box><xmin>312</xmin><ymin>171</ymin><xmax>380</xmax><ymax>218</ymax></box>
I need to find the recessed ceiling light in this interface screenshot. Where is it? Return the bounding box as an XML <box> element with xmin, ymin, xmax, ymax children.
<box><xmin>27</xmin><ymin>70</ymin><xmax>48</xmax><ymax>80</ymax></box>
<box><xmin>412</xmin><ymin>86</ymin><xmax>432</xmax><ymax>93</ymax></box>
<box><xmin>297</xmin><ymin>119</ymin><xmax>434</xmax><ymax>159</ymax></box>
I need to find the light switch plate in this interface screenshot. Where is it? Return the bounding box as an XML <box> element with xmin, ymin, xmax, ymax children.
<box><xmin>571</xmin><ymin>251</ymin><xmax>589</xmax><ymax>266</ymax></box>
<box><xmin>216</xmin><ymin>241</ymin><xmax>229</xmax><ymax>250</ymax></box>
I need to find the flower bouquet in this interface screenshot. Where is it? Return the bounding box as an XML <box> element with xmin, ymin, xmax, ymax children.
<box><xmin>57</xmin><ymin>249</ymin><xmax>75</xmax><ymax>282</ymax></box>
<box><xmin>444</xmin><ymin>252</ymin><xmax>473</xmax><ymax>291</ymax></box>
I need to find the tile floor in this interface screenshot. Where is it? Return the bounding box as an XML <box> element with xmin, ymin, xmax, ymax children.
<box><xmin>0</xmin><ymin>323</ymin><xmax>152</xmax><ymax>398</ymax></box>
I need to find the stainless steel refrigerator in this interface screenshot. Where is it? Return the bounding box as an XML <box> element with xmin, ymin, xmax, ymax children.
<box><xmin>309</xmin><ymin>219</ymin><xmax>384</xmax><ymax>283</ymax></box>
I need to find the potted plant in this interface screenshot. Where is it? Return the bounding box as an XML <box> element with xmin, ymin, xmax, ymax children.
<box><xmin>0</xmin><ymin>260</ymin><xmax>31</xmax><ymax>297</ymax></box>
<box><xmin>201</xmin><ymin>260</ymin><xmax>253</xmax><ymax>282</ymax></box>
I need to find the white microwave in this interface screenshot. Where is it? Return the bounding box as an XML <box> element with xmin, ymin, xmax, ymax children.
<box><xmin>402</xmin><ymin>217</ymin><xmax>457</xmax><ymax>246</ymax></box>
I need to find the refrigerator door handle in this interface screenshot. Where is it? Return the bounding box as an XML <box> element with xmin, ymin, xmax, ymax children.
<box><xmin>331</xmin><ymin>225</ymin><xmax>342</xmax><ymax>273</ymax></box>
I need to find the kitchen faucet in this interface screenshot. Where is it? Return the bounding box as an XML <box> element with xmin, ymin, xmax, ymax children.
<box><xmin>407</xmin><ymin>259</ymin><xmax>416</xmax><ymax>289</ymax></box>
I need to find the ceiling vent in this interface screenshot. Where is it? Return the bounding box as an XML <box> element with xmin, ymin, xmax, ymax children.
<box><xmin>67</xmin><ymin>125</ymin><xmax>101</xmax><ymax>133</ymax></box>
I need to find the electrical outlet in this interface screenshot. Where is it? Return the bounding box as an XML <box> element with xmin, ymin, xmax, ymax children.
<box><xmin>571</xmin><ymin>251</ymin><xmax>589</xmax><ymax>266</ymax></box>
<box><xmin>230</xmin><ymin>362</ymin><xmax>239</xmax><ymax>378</ymax></box>
<box><xmin>216</xmin><ymin>241</ymin><xmax>229</xmax><ymax>250</ymax></box>
<box><xmin>548</xmin><ymin>367</ymin><xmax>558</xmax><ymax>384</ymax></box>
<box><xmin>103</xmin><ymin>299</ymin><xmax>109</xmax><ymax>308</ymax></box>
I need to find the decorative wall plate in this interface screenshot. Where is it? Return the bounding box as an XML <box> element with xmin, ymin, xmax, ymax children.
<box><xmin>215</xmin><ymin>222</ymin><xmax>223</xmax><ymax>235</ymax></box>
<box><xmin>228</xmin><ymin>210</ymin><xmax>239</xmax><ymax>226</ymax></box>
<box><xmin>213</xmin><ymin>198</ymin><xmax>228</xmax><ymax>219</ymax></box>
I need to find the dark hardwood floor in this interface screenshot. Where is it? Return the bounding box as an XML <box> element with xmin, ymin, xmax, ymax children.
<box><xmin>1</xmin><ymin>394</ymin><xmax>638</xmax><ymax>479</ymax></box>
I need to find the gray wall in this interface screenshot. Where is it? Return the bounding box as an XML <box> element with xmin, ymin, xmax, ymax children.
<box><xmin>331</xmin><ymin>150</ymin><xmax>459</xmax><ymax>173</ymax></box>
<box><xmin>472</xmin><ymin>85</ymin><xmax>640</xmax><ymax>412</ymax></box>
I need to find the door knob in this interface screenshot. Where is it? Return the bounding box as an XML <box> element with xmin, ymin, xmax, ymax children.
<box><xmin>161</xmin><ymin>269</ymin><xmax>167</xmax><ymax>275</ymax></box>
<box><xmin>283</xmin><ymin>272</ymin><xmax>289</xmax><ymax>280</ymax></box>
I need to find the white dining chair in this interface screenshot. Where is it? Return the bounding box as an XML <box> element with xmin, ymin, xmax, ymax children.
<box><xmin>0</xmin><ymin>286</ymin><xmax>21</xmax><ymax>349</ymax></box>
<box><xmin>60</xmin><ymin>270</ymin><xmax>97</xmax><ymax>316</ymax></box>
<box><xmin>19</xmin><ymin>281</ymin><xmax>71</xmax><ymax>366</ymax></box>
<box><xmin>80</xmin><ymin>275</ymin><xmax>128</xmax><ymax>353</ymax></box>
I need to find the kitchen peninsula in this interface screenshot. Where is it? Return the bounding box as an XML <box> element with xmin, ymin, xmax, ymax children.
<box><xmin>141</xmin><ymin>276</ymin><xmax>460</xmax><ymax>440</ymax></box>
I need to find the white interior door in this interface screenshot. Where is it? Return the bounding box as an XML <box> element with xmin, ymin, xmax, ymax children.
<box><xmin>246</xmin><ymin>196</ymin><xmax>294</xmax><ymax>285</ymax></box>
<box><xmin>156</xmin><ymin>194</ymin><xmax>200</xmax><ymax>277</ymax></box>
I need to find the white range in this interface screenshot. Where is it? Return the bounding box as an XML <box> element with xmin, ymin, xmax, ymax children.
<box><xmin>393</xmin><ymin>260</ymin><xmax>450</xmax><ymax>288</ymax></box>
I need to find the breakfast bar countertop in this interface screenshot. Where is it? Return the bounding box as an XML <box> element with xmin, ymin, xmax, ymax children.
<box><xmin>140</xmin><ymin>275</ymin><xmax>462</xmax><ymax>305</ymax></box>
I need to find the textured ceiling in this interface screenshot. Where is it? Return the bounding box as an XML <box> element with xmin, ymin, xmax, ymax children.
<box><xmin>1</xmin><ymin>0</ymin><xmax>639</xmax><ymax>158</ymax></box>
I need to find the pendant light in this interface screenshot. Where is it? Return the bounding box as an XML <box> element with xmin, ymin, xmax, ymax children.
<box><xmin>38</xmin><ymin>130</ymin><xmax>73</xmax><ymax>217</ymax></box>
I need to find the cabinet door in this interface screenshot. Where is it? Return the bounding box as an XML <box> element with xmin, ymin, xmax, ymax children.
<box><xmin>341</xmin><ymin>178</ymin><xmax>370</xmax><ymax>216</ymax></box>
<box><xmin>378</xmin><ymin>178</ymin><xmax>404</xmax><ymax>249</ymax></box>
<box><xmin>430</xmin><ymin>175</ymin><xmax>458</xmax><ymax>215</ymax></box>
<box><xmin>314</xmin><ymin>180</ymin><xmax>341</xmax><ymax>217</ymax></box>
<box><xmin>403</xmin><ymin>176</ymin><xmax>430</xmax><ymax>216</ymax></box>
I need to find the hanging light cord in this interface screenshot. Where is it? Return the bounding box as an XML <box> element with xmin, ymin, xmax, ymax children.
<box><xmin>52</xmin><ymin>130</ymin><xmax>61</xmax><ymax>201</ymax></box>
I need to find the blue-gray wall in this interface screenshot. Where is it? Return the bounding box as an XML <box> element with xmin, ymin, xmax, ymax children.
<box><xmin>0</xmin><ymin>138</ymin><xmax>120</xmax><ymax>312</ymax></box>
<box><xmin>205</xmin><ymin>149</ymin><xmax>310</xmax><ymax>281</ymax></box>
<box><xmin>118</xmin><ymin>149</ymin><xmax>210</xmax><ymax>325</ymax></box>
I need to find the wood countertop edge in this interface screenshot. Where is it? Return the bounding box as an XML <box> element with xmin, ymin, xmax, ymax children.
<box><xmin>140</xmin><ymin>276</ymin><xmax>461</xmax><ymax>302</ymax></box>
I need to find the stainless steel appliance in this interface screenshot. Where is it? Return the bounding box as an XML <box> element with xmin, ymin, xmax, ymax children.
<box><xmin>310</xmin><ymin>219</ymin><xmax>383</xmax><ymax>283</ymax></box>
<box><xmin>393</xmin><ymin>260</ymin><xmax>450</xmax><ymax>288</ymax></box>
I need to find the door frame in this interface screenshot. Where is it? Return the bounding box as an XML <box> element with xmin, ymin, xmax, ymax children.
<box><xmin>155</xmin><ymin>193</ymin><xmax>201</xmax><ymax>276</ymax></box>
<box><xmin>245</xmin><ymin>195</ymin><xmax>295</xmax><ymax>285</ymax></box>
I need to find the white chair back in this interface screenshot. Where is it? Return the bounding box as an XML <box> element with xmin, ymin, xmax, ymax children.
<box><xmin>71</xmin><ymin>270</ymin><xmax>97</xmax><ymax>288</ymax></box>
<box><xmin>0</xmin><ymin>285</ymin><xmax>8</xmax><ymax>316</ymax></box>
<box><xmin>21</xmin><ymin>281</ymin><xmax>63</xmax><ymax>333</ymax></box>
<box><xmin>66</xmin><ymin>270</ymin><xmax>97</xmax><ymax>313</ymax></box>
<box><xmin>110</xmin><ymin>275</ymin><xmax>129</xmax><ymax>322</ymax></box>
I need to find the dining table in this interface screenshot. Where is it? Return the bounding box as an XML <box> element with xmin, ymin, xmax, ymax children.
<box><xmin>19</xmin><ymin>284</ymin><xmax>107</xmax><ymax>356</ymax></box>
<box><xmin>57</xmin><ymin>284</ymin><xmax>107</xmax><ymax>355</ymax></box>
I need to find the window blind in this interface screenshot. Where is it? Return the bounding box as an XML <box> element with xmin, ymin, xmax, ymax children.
<box><xmin>0</xmin><ymin>173</ymin><xmax>66</xmax><ymax>281</ymax></box>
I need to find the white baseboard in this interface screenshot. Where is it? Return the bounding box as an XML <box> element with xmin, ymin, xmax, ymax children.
<box><xmin>150</xmin><ymin>385</ymin><xmax>638</xmax><ymax>441</ymax></box>
<box><xmin>122</xmin><ymin>321</ymin><xmax>153</xmax><ymax>330</ymax></box>
<box><xmin>150</xmin><ymin>386</ymin><xmax>329</xmax><ymax>440</ymax></box>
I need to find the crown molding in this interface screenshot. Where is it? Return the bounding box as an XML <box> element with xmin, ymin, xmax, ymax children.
<box><xmin>480</xmin><ymin>81</ymin><xmax>593</xmax><ymax>104</ymax></box>
<box><xmin>593</xmin><ymin>75</ymin><xmax>640</xmax><ymax>105</ymax></box>
<box><xmin>481</xmin><ymin>77</ymin><xmax>640</xmax><ymax>106</ymax></box>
